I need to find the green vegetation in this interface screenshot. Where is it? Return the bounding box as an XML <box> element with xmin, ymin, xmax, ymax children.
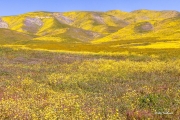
<box><xmin>1</xmin><ymin>10</ymin><xmax>180</xmax><ymax>44</ymax></box>
<box><xmin>0</xmin><ymin>47</ymin><xmax>179</xmax><ymax>119</ymax></box>
<box><xmin>0</xmin><ymin>10</ymin><xmax>180</xmax><ymax>119</ymax></box>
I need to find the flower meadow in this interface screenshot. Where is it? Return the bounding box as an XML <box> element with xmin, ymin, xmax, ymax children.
<box><xmin>0</xmin><ymin>47</ymin><xmax>179</xmax><ymax>119</ymax></box>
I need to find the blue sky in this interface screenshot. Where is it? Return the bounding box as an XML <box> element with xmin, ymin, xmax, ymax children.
<box><xmin>0</xmin><ymin>0</ymin><xmax>180</xmax><ymax>16</ymax></box>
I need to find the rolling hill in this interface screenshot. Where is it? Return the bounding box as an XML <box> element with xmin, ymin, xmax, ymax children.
<box><xmin>1</xmin><ymin>9</ymin><xmax>180</xmax><ymax>50</ymax></box>
<box><xmin>1</xmin><ymin>9</ymin><xmax>180</xmax><ymax>120</ymax></box>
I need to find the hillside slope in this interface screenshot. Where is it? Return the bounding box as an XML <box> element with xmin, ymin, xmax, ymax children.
<box><xmin>0</xmin><ymin>10</ymin><xmax>180</xmax><ymax>48</ymax></box>
<box><xmin>0</xmin><ymin>28</ymin><xmax>33</xmax><ymax>45</ymax></box>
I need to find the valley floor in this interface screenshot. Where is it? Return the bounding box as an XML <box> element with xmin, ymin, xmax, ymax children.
<box><xmin>0</xmin><ymin>46</ymin><xmax>179</xmax><ymax>119</ymax></box>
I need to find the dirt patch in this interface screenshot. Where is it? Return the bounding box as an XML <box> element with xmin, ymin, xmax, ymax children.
<box><xmin>136</xmin><ymin>22</ymin><xmax>154</xmax><ymax>32</ymax></box>
<box><xmin>12</xmin><ymin>57</ymin><xmax>42</xmax><ymax>65</ymax></box>
<box><xmin>23</xmin><ymin>17</ymin><xmax>43</xmax><ymax>33</ymax></box>
<box><xmin>67</xmin><ymin>28</ymin><xmax>101</xmax><ymax>41</ymax></box>
<box><xmin>0</xmin><ymin>18</ymin><xmax>8</xmax><ymax>28</ymax></box>
<box><xmin>141</xmin><ymin>23</ymin><xmax>153</xmax><ymax>31</ymax></box>
<box><xmin>161</xmin><ymin>10</ymin><xmax>180</xmax><ymax>18</ymax></box>
<box><xmin>93</xmin><ymin>14</ymin><xmax>105</xmax><ymax>24</ymax></box>
<box><xmin>111</xmin><ymin>16</ymin><xmax>129</xmax><ymax>27</ymax></box>
<box><xmin>53</xmin><ymin>13</ymin><xmax>73</xmax><ymax>25</ymax></box>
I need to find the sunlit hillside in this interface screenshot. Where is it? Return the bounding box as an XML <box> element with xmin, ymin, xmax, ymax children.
<box><xmin>0</xmin><ymin>10</ymin><xmax>180</xmax><ymax>47</ymax></box>
<box><xmin>0</xmin><ymin>10</ymin><xmax>180</xmax><ymax>119</ymax></box>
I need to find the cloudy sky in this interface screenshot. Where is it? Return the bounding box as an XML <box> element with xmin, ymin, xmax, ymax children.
<box><xmin>0</xmin><ymin>0</ymin><xmax>179</xmax><ymax>16</ymax></box>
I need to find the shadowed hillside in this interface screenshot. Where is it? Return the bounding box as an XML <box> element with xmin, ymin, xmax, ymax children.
<box><xmin>0</xmin><ymin>28</ymin><xmax>33</xmax><ymax>44</ymax></box>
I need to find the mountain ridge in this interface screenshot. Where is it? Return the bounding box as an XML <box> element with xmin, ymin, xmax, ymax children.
<box><xmin>1</xmin><ymin>9</ymin><xmax>180</xmax><ymax>49</ymax></box>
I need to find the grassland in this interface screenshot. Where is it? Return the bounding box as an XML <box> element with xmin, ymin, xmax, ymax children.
<box><xmin>0</xmin><ymin>10</ymin><xmax>180</xmax><ymax>119</ymax></box>
<box><xmin>0</xmin><ymin>45</ymin><xmax>179</xmax><ymax>120</ymax></box>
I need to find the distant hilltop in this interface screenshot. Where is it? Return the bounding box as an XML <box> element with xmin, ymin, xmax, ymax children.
<box><xmin>0</xmin><ymin>9</ymin><xmax>180</xmax><ymax>43</ymax></box>
<box><xmin>35</xmin><ymin>16</ymin><xmax>52</xmax><ymax>19</ymax></box>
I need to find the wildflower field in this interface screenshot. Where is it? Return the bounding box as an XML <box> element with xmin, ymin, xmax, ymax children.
<box><xmin>1</xmin><ymin>9</ymin><xmax>180</xmax><ymax>120</ymax></box>
<box><xmin>0</xmin><ymin>45</ymin><xmax>179</xmax><ymax>120</ymax></box>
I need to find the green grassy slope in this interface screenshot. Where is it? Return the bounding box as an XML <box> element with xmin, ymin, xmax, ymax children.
<box><xmin>0</xmin><ymin>28</ymin><xmax>33</xmax><ymax>45</ymax></box>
